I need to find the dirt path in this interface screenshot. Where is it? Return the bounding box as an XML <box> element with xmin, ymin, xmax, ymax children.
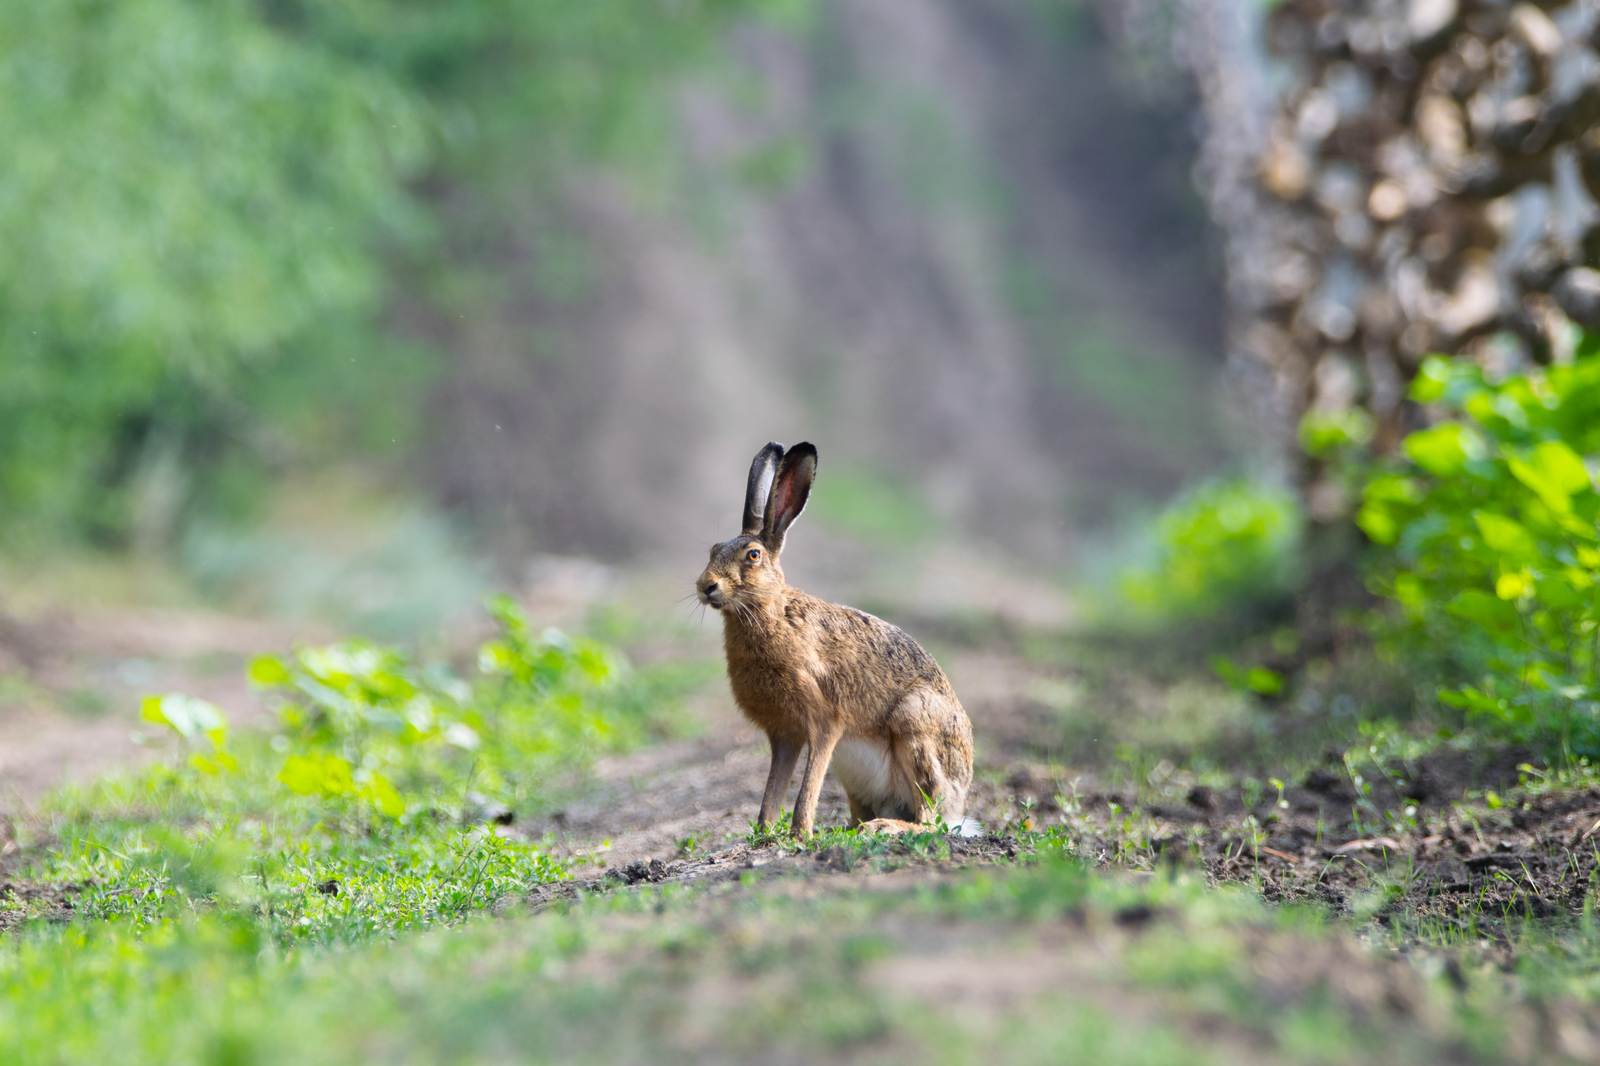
<box><xmin>0</xmin><ymin>607</ymin><xmax>293</xmax><ymax>812</ymax></box>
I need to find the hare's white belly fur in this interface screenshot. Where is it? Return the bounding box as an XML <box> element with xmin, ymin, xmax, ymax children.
<box><xmin>830</xmin><ymin>737</ymin><xmax>900</xmax><ymax>809</ymax></box>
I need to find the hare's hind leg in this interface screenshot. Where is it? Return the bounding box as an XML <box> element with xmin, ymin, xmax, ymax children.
<box><xmin>893</xmin><ymin>734</ymin><xmax>960</xmax><ymax>824</ymax></box>
<box><xmin>846</xmin><ymin>792</ymin><xmax>869</xmax><ymax>828</ymax></box>
<box><xmin>886</xmin><ymin>688</ymin><xmax>972</xmax><ymax>826</ymax></box>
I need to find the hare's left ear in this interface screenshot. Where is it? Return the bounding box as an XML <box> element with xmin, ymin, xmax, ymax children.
<box><xmin>743</xmin><ymin>442</ymin><xmax>784</xmax><ymax>536</ymax></box>
<box><xmin>762</xmin><ymin>442</ymin><xmax>817</xmax><ymax>555</ymax></box>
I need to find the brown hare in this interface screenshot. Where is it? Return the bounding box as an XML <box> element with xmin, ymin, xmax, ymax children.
<box><xmin>696</xmin><ymin>441</ymin><xmax>975</xmax><ymax>840</ymax></box>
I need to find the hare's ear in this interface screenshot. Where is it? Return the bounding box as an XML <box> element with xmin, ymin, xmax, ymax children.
<box><xmin>742</xmin><ymin>442</ymin><xmax>784</xmax><ymax>536</ymax></box>
<box><xmin>762</xmin><ymin>442</ymin><xmax>817</xmax><ymax>554</ymax></box>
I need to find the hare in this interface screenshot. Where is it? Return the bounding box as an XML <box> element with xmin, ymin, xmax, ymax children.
<box><xmin>696</xmin><ymin>442</ymin><xmax>974</xmax><ymax>840</ymax></box>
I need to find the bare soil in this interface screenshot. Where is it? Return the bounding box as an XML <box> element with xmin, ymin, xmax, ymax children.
<box><xmin>517</xmin><ymin>710</ymin><xmax>1590</xmax><ymax>941</ymax></box>
<box><xmin>0</xmin><ymin>605</ymin><xmax>288</xmax><ymax>812</ymax></box>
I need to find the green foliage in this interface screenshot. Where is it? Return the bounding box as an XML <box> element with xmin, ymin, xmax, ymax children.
<box><xmin>1298</xmin><ymin>407</ymin><xmax>1375</xmax><ymax>457</ymax></box>
<box><xmin>0</xmin><ymin>0</ymin><xmax>428</xmax><ymax>539</ymax></box>
<box><xmin>1359</xmin><ymin>353</ymin><xmax>1600</xmax><ymax>760</ymax></box>
<box><xmin>1117</xmin><ymin>477</ymin><xmax>1301</xmax><ymax>623</ymax></box>
<box><xmin>1209</xmin><ymin>656</ymin><xmax>1285</xmax><ymax>696</ymax></box>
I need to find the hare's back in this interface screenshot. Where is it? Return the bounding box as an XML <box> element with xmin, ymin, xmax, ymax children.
<box><xmin>798</xmin><ymin>596</ymin><xmax>953</xmax><ymax>693</ymax></box>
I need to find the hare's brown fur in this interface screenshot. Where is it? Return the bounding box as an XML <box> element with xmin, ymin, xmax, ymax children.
<box><xmin>697</xmin><ymin>443</ymin><xmax>974</xmax><ymax>839</ymax></box>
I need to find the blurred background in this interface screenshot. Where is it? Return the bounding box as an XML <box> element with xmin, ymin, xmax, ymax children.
<box><xmin>11</xmin><ymin>0</ymin><xmax>1600</xmax><ymax>805</ymax></box>
<box><xmin>0</xmin><ymin>0</ymin><xmax>1246</xmax><ymax>631</ymax></box>
<box><xmin>0</xmin><ymin>0</ymin><xmax>1305</xmax><ymax>797</ymax></box>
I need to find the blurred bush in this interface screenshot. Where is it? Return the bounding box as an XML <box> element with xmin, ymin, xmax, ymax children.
<box><xmin>1359</xmin><ymin>348</ymin><xmax>1600</xmax><ymax>763</ymax></box>
<box><xmin>0</xmin><ymin>0</ymin><xmax>792</xmax><ymax>548</ymax></box>
<box><xmin>1115</xmin><ymin>477</ymin><xmax>1301</xmax><ymax>625</ymax></box>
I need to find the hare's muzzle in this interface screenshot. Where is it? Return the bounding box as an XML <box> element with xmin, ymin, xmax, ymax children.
<box><xmin>697</xmin><ymin>578</ymin><xmax>726</xmax><ymax>608</ymax></box>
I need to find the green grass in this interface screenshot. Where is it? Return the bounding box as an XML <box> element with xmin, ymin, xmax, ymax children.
<box><xmin>10</xmin><ymin>748</ymin><xmax>568</xmax><ymax>945</ymax></box>
<box><xmin>7</xmin><ymin>851</ymin><xmax>1596</xmax><ymax>1064</ymax></box>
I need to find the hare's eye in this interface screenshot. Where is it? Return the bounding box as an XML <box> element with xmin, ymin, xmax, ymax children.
<box><xmin>746</xmin><ymin>548</ymin><xmax>761</xmax><ymax>562</ymax></box>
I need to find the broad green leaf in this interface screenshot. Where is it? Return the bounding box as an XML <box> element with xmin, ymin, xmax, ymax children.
<box><xmin>320</xmin><ymin>756</ymin><xmax>355</xmax><ymax>796</ymax></box>
<box><xmin>1536</xmin><ymin>574</ymin><xmax>1585</xmax><ymax>609</ymax></box>
<box><xmin>1519</xmin><ymin>663</ymin><xmax>1560</xmax><ymax>690</ymax></box>
<box><xmin>1508</xmin><ymin>440</ymin><xmax>1592</xmax><ymax>511</ymax></box>
<box><xmin>248</xmin><ymin>656</ymin><xmax>291</xmax><ymax>687</ymax></box>
<box><xmin>1409</xmin><ymin>356</ymin><xmax>1453</xmax><ymax>403</ymax></box>
<box><xmin>1298</xmin><ymin>408</ymin><xmax>1374</xmax><ymax>456</ymax></box>
<box><xmin>141</xmin><ymin>694</ymin><xmax>228</xmax><ymax>741</ymax></box>
<box><xmin>278</xmin><ymin>755</ymin><xmax>324</xmax><ymax>796</ymax></box>
<box><xmin>1438</xmin><ymin>685</ymin><xmax>1518</xmax><ymax>720</ymax></box>
<box><xmin>1391</xmin><ymin>572</ymin><xmax>1427</xmax><ymax>610</ymax></box>
<box><xmin>1364</xmin><ymin>475</ymin><xmax>1423</xmax><ymax>504</ymax></box>
<box><xmin>1404</xmin><ymin>423</ymin><xmax>1484</xmax><ymax>477</ymax></box>
<box><xmin>278</xmin><ymin>753</ymin><xmax>355</xmax><ymax>798</ymax></box>
<box><xmin>1495</xmin><ymin>571</ymin><xmax>1531</xmax><ymax>600</ymax></box>
<box><xmin>1356</xmin><ymin>503</ymin><xmax>1399</xmax><ymax>544</ymax></box>
<box><xmin>1357</xmin><ymin>476</ymin><xmax>1423</xmax><ymax>545</ymax></box>
<box><xmin>1472</xmin><ymin>511</ymin><xmax>1536</xmax><ymax>559</ymax></box>
<box><xmin>1245</xmin><ymin>667</ymin><xmax>1284</xmax><ymax>695</ymax></box>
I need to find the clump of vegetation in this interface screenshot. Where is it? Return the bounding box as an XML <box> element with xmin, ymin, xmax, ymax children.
<box><xmin>1114</xmin><ymin>476</ymin><xmax>1301</xmax><ymax>625</ymax></box>
<box><xmin>1359</xmin><ymin>351</ymin><xmax>1600</xmax><ymax>764</ymax></box>
<box><xmin>257</xmin><ymin>594</ymin><xmax>632</xmax><ymax>820</ymax></box>
<box><xmin>5</xmin><ymin>596</ymin><xmax>698</xmax><ymax>941</ymax></box>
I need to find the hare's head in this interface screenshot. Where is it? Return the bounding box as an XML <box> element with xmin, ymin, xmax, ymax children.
<box><xmin>697</xmin><ymin>441</ymin><xmax>816</xmax><ymax>611</ymax></box>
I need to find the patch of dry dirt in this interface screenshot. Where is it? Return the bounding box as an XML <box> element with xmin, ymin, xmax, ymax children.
<box><xmin>993</xmin><ymin>755</ymin><xmax>1600</xmax><ymax>931</ymax></box>
<box><xmin>512</xmin><ymin>710</ymin><xmax>1600</xmax><ymax>940</ymax></box>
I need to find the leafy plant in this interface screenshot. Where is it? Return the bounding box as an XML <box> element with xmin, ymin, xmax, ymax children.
<box><xmin>1358</xmin><ymin>351</ymin><xmax>1600</xmax><ymax>761</ymax></box>
<box><xmin>248</xmin><ymin>594</ymin><xmax>627</xmax><ymax>820</ymax></box>
<box><xmin>140</xmin><ymin>693</ymin><xmax>237</xmax><ymax>775</ymax></box>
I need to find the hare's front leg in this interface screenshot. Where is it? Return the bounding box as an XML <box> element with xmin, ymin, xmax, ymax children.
<box><xmin>757</xmin><ymin>735</ymin><xmax>802</xmax><ymax>831</ymax></box>
<box><xmin>791</xmin><ymin>722</ymin><xmax>844</xmax><ymax>840</ymax></box>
